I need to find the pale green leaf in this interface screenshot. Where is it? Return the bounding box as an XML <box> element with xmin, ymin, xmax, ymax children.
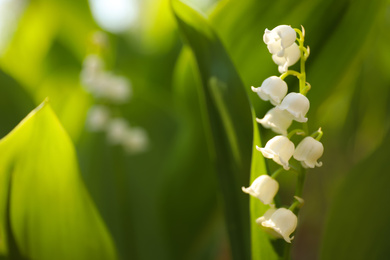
<box><xmin>0</xmin><ymin>100</ymin><xmax>117</xmax><ymax>260</ymax></box>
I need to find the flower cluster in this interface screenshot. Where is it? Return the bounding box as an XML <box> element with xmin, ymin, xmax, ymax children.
<box><xmin>81</xmin><ymin>32</ymin><xmax>149</xmax><ymax>154</ymax></box>
<box><xmin>243</xmin><ymin>25</ymin><xmax>324</xmax><ymax>243</ymax></box>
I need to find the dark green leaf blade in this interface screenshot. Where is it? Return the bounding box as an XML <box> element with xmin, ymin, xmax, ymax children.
<box><xmin>171</xmin><ymin>1</ymin><xmax>276</xmax><ymax>259</ymax></box>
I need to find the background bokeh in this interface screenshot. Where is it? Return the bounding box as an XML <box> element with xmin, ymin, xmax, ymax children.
<box><xmin>1</xmin><ymin>0</ymin><xmax>390</xmax><ymax>259</ymax></box>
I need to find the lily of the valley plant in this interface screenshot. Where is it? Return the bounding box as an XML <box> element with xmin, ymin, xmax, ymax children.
<box><xmin>243</xmin><ymin>24</ymin><xmax>324</xmax><ymax>253</ymax></box>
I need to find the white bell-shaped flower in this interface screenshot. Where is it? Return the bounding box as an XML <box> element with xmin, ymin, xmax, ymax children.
<box><xmin>256</xmin><ymin>107</ymin><xmax>293</xmax><ymax>136</ymax></box>
<box><xmin>256</xmin><ymin>208</ymin><xmax>298</xmax><ymax>243</ymax></box>
<box><xmin>278</xmin><ymin>93</ymin><xmax>310</xmax><ymax>123</ymax></box>
<box><xmin>257</xmin><ymin>135</ymin><xmax>294</xmax><ymax>170</ymax></box>
<box><xmin>293</xmin><ymin>136</ymin><xmax>324</xmax><ymax>168</ymax></box>
<box><xmin>242</xmin><ymin>175</ymin><xmax>279</xmax><ymax>205</ymax></box>
<box><xmin>86</xmin><ymin>105</ymin><xmax>110</xmax><ymax>132</ymax></box>
<box><xmin>272</xmin><ymin>43</ymin><xmax>301</xmax><ymax>73</ymax></box>
<box><xmin>251</xmin><ymin>76</ymin><xmax>288</xmax><ymax>106</ymax></box>
<box><xmin>263</xmin><ymin>25</ymin><xmax>296</xmax><ymax>57</ymax></box>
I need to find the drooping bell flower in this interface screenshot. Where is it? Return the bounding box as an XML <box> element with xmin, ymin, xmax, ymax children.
<box><xmin>251</xmin><ymin>76</ymin><xmax>288</xmax><ymax>106</ymax></box>
<box><xmin>256</xmin><ymin>107</ymin><xmax>293</xmax><ymax>136</ymax></box>
<box><xmin>242</xmin><ymin>175</ymin><xmax>279</xmax><ymax>205</ymax></box>
<box><xmin>272</xmin><ymin>43</ymin><xmax>301</xmax><ymax>73</ymax></box>
<box><xmin>257</xmin><ymin>135</ymin><xmax>295</xmax><ymax>170</ymax></box>
<box><xmin>256</xmin><ymin>208</ymin><xmax>298</xmax><ymax>243</ymax></box>
<box><xmin>278</xmin><ymin>93</ymin><xmax>310</xmax><ymax>123</ymax></box>
<box><xmin>293</xmin><ymin>136</ymin><xmax>324</xmax><ymax>168</ymax></box>
<box><xmin>263</xmin><ymin>25</ymin><xmax>296</xmax><ymax>57</ymax></box>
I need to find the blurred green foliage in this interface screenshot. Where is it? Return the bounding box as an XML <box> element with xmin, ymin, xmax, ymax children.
<box><xmin>0</xmin><ymin>0</ymin><xmax>390</xmax><ymax>259</ymax></box>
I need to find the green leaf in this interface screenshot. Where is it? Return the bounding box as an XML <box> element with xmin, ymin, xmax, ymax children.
<box><xmin>171</xmin><ymin>1</ymin><xmax>276</xmax><ymax>259</ymax></box>
<box><xmin>320</xmin><ymin>132</ymin><xmax>390</xmax><ymax>260</ymax></box>
<box><xmin>0</xmin><ymin>101</ymin><xmax>117</xmax><ymax>260</ymax></box>
<box><xmin>249</xmin><ymin>121</ymin><xmax>279</xmax><ymax>260</ymax></box>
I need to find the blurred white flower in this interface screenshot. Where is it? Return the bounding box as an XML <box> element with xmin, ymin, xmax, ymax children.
<box><xmin>251</xmin><ymin>76</ymin><xmax>288</xmax><ymax>106</ymax></box>
<box><xmin>257</xmin><ymin>135</ymin><xmax>294</xmax><ymax>170</ymax></box>
<box><xmin>293</xmin><ymin>136</ymin><xmax>324</xmax><ymax>168</ymax></box>
<box><xmin>86</xmin><ymin>105</ymin><xmax>110</xmax><ymax>131</ymax></box>
<box><xmin>272</xmin><ymin>43</ymin><xmax>301</xmax><ymax>73</ymax></box>
<box><xmin>256</xmin><ymin>107</ymin><xmax>293</xmax><ymax>136</ymax></box>
<box><xmin>263</xmin><ymin>25</ymin><xmax>296</xmax><ymax>57</ymax></box>
<box><xmin>80</xmin><ymin>54</ymin><xmax>105</xmax><ymax>92</ymax></box>
<box><xmin>256</xmin><ymin>208</ymin><xmax>297</xmax><ymax>243</ymax></box>
<box><xmin>122</xmin><ymin>127</ymin><xmax>149</xmax><ymax>154</ymax></box>
<box><xmin>80</xmin><ymin>55</ymin><xmax>132</xmax><ymax>104</ymax></box>
<box><xmin>102</xmin><ymin>75</ymin><xmax>132</xmax><ymax>103</ymax></box>
<box><xmin>278</xmin><ymin>93</ymin><xmax>310</xmax><ymax>123</ymax></box>
<box><xmin>242</xmin><ymin>175</ymin><xmax>279</xmax><ymax>205</ymax></box>
<box><xmin>89</xmin><ymin>0</ymin><xmax>139</xmax><ymax>34</ymax></box>
<box><xmin>106</xmin><ymin>118</ymin><xmax>130</xmax><ymax>145</ymax></box>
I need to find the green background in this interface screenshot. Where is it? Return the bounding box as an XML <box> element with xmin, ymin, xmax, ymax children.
<box><xmin>1</xmin><ymin>0</ymin><xmax>390</xmax><ymax>259</ymax></box>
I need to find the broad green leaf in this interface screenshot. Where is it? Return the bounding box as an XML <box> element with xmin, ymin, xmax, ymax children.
<box><xmin>171</xmin><ymin>1</ymin><xmax>277</xmax><ymax>259</ymax></box>
<box><xmin>320</xmin><ymin>132</ymin><xmax>390</xmax><ymax>260</ymax></box>
<box><xmin>0</xmin><ymin>101</ymin><xmax>117</xmax><ymax>260</ymax></box>
<box><xmin>159</xmin><ymin>47</ymin><xmax>220</xmax><ymax>259</ymax></box>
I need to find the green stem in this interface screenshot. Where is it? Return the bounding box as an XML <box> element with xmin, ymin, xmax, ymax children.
<box><xmin>283</xmin><ymin>27</ymin><xmax>310</xmax><ymax>260</ymax></box>
<box><xmin>280</xmin><ymin>70</ymin><xmax>301</xmax><ymax>80</ymax></box>
<box><xmin>287</xmin><ymin>129</ymin><xmax>306</xmax><ymax>139</ymax></box>
<box><xmin>283</xmin><ymin>167</ymin><xmax>306</xmax><ymax>260</ymax></box>
<box><xmin>271</xmin><ymin>167</ymin><xmax>284</xmax><ymax>178</ymax></box>
<box><xmin>294</xmin><ymin>168</ymin><xmax>306</xmax><ymax>203</ymax></box>
<box><xmin>311</xmin><ymin>127</ymin><xmax>323</xmax><ymax>141</ymax></box>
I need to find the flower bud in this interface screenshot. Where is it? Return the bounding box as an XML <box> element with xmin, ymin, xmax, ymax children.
<box><xmin>263</xmin><ymin>25</ymin><xmax>296</xmax><ymax>57</ymax></box>
<box><xmin>293</xmin><ymin>136</ymin><xmax>324</xmax><ymax>168</ymax></box>
<box><xmin>278</xmin><ymin>93</ymin><xmax>310</xmax><ymax>123</ymax></box>
<box><xmin>242</xmin><ymin>175</ymin><xmax>279</xmax><ymax>205</ymax></box>
<box><xmin>256</xmin><ymin>107</ymin><xmax>293</xmax><ymax>136</ymax></box>
<box><xmin>272</xmin><ymin>43</ymin><xmax>301</xmax><ymax>73</ymax></box>
<box><xmin>256</xmin><ymin>208</ymin><xmax>298</xmax><ymax>243</ymax></box>
<box><xmin>251</xmin><ymin>76</ymin><xmax>288</xmax><ymax>106</ymax></box>
<box><xmin>257</xmin><ymin>135</ymin><xmax>294</xmax><ymax>170</ymax></box>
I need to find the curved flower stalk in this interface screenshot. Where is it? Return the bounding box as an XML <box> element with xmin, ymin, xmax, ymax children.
<box><xmin>243</xmin><ymin>25</ymin><xmax>324</xmax><ymax>252</ymax></box>
<box><xmin>81</xmin><ymin>31</ymin><xmax>149</xmax><ymax>154</ymax></box>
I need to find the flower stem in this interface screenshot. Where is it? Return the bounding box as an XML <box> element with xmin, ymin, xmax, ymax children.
<box><xmin>294</xmin><ymin>27</ymin><xmax>309</xmax><ymax>96</ymax></box>
<box><xmin>287</xmin><ymin>129</ymin><xmax>306</xmax><ymax>139</ymax></box>
<box><xmin>280</xmin><ymin>70</ymin><xmax>301</xmax><ymax>80</ymax></box>
<box><xmin>271</xmin><ymin>167</ymin><xmax>284</xmax><ymax>178</ymax></box>
<box><xmin>311</xmin><ymin>127</ymin><xmax>323</xmax><ymax>141</ymax></box>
